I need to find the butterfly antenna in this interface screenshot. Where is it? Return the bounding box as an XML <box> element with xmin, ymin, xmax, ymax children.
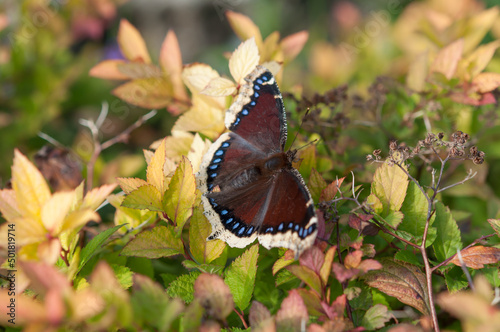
<box><xmin>289</xmin><ymin>108</ymin><xmax>312</xmax><ymax>150</ymax></box>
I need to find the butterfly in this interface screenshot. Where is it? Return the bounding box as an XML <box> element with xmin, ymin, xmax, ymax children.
<box><xmin>198</xmin><ymin>65</ymin><xmax>317</xmax><ymax>257</ymax></box>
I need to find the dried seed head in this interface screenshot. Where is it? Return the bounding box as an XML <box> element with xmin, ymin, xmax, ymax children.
<box><xmin>473</xmin><ymin>156</ymin><xmax>484</xmax><ymax>165</ymax></box>
<box><xmin>373</xmin><ymin>149</ymin><xmax>381</xmax><ymax>156</ymax></box>
<box><xmin>478</xmin><ymin>151</ymin><xmax>485</xmax><ymax>158</ymax></box>
<box><xmin>438</xmin><ymin>132</ymin><xmax>444</xmax><ymax>140</ymax></box>
<box><xmin>366</xmin><ymin>154</ymin><xmax>374</xmax><ymax>161</ymax></box>
<box><xmin>424</xmin><ymin>133</ymin><xmax>436</xmax><ymax>145</ymax></box>
<box><xmin>389</xmin><ymin>140</ymin><xmax>398</xmax><ymax>151</ymax></box>
<box><xmin>469</xmin><ymin>146</ymin><xmax>478</xmax><ymax>156</ymax></box>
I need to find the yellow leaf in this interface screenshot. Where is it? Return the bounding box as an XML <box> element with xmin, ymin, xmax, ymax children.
<box><xmin>12</xmin><ymin>149</ymin><xmax>51</xmax><ymax>221</ymax></box>
<box><xmin>229</xmin><ymin>37</ymin><xmax>260</xmax><ymax>85</ymax></box>
<box><xmin>117</xmin><ymin>177</ymin><xmax>148</xmax><ymax>195</ymax></box>
<box><xmin>163</xmin><ymin>157</ymin><xmax>196</xmax><ymax>235</ymax></box>
<box><xmin>41</xmin><ymin>191</ymin><xmax>75</xmax><ymax>234</ymax></box>
<box><xmin>261</xmin><ymin>31</ymin><xmax>280</xmax><ymax>62</ymax></box>
<box><xmin>14</xmin><ymin>217</ymin><xmax>46</xmax><ymax>246</ymax></box>
<box><xmin>0</xmin><ymin>189</ymin><xmax>21</xmax><ymax>221</ymax></box>
<box><xmin>430</xmin><ymin>39</ymin><xmax>464</xmax><ymax>80</ymax></box>
<box><xmin>472</xmin><ymin>72</ymin><xmax>500</xmax><ymax>93</ymax></box>
<box><xmin>116</xmin><ymin>62</ymin><xmax>162</xmax><ymax>79</ymax></box>
<box><xmin>226</xmin><ymin>10</ymin><xmax>263</xmax><ymax>49</ymax></box>
<box><xmin>60</xmin><ymin>209</ymin><xmax>100</xmax><ymax>234</ymax></box>
<box><xmin>117</xmin><ymin>19</ymin><xmax>151</xmax><ymax>63</ymax></box>
<box><xmin>407</xmin><ymin>51</ymin><xmax>429</xmax><ymax>92</ymax></box>
<box><xmin>147</xmin><ymin>138</ymin><xmax>167</xmax><ymax>193</ymax></box>
<box><xmin>151</xmin><ymin>130</ymin><xmax>194</xmax><ymax>163</ymax></box>
<box><xmin>81</xmin><ymin>183</ymin><xmax>116</xmax><ymax>211</ymax></box>
<box><xmin>89</xmin><ymin>59</ymin><xmax>129</xmax><ymax>80</ymax></box>
<box><xmin>187</xmin><ymin>134</ymin><xmax>211</xmax><ymax>175</ymax></box>
<box><xmin>189</xmin><ymin>205</ymin><xmax>226</xmax><ymax>263</ymax></box>
<box><xmin>37</xmin><ymin>238</ymin><xmax>61</xmax><ymax>264</ymax></box>
<box><xmin>172</xmin><ymin>98</ymin><xmax>225</xmax><ymax>140</ymax></box>
<box><xmin>280</xmin><ymin>30</ymin><xmax>309</xmax><ymax>62</ymax></box>
<box><xmin>261</xmin><ymin>61</ymin><xmax>282</xmax><ymax>77</ymax></box>
<box><xmin>463</xmin><ymin>6</ymin><xmax>500</xmax><ymax>54</ymax></box>
<box><xmin>201</xmin><ymin>77</ymin><xmax>237</xmax><ymax>97</ymax></box>
<box><xmin>465</xmin><ymin>40</ymin><xmax>500</xmax><ymax>78</ymax></box>
<box><xmin>182</xmin><ymin>63</ymin><xmax>225</xmax><ymax>109</ymax></box>
<box><xmin>371</xmin><ymin>162</ymin><xmax>409</xmax><ymax>215</ymax></box>
<box><xmin>112</xmin><ymin>78</ymin><xmax>173</xmax><ymax>109</ymax></box>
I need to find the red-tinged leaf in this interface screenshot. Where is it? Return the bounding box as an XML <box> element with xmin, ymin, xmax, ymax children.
<box><xmin>89</xmin><ymin>59</ymin><xmax>129</xmax><ymax>80</ymax></box>
<box><xmin>163</xmin><ymin>157</ymin><xmax>196</xmax><ymax>235</ymax></box>
<box><xmin>112</xmin><ymin>77</ymin><xmax>173</xmax><ymax>109</ymax></box>
<box><xmin>189</xmin><ymin>206</ymin><xmax>226</xmax><ymax>264</ymax></box>
<box><xmin>357</xmin><ymin>259</ymin><xmax>382</xmax><ymax>273</ymax></box>
<box><xmin>344</xmin><ymin>250</ymin><xmax>363</xmax><ymax>269</ymax></box>
<box><xmin>488</xmin><ymin>219</ymin><xmax>500</xmax><ymax>237</ymax></box>
<box><xmin>0</xmin><ymin>189</ymin><xmax>20</xmax><ymax>221</ymax></box>
<box><xmin>364</xmin><ymin>258</ymin><xmax>430</xmax><ymax>315</ymax></box>
<box><xmin>224</xmin><ymin>244</ymin><xmax>259</xmax><ymax>311</ymax></box>
<box><xmin>297</xmin><ymin>288</ymin><xmax>324</xmax><ymax>317</ymax></box>
<box><xmin>276</xmin><ymin>290</ymin><xmax>308</xmax><ymax>331</ymax></box>
<box><xmin>348</xmin><ymin>213</ymin><xmax>378</xmax><ymax>235</ymax></box>
<box><xmin>331</xmin><ymin>263</ymin><xmax>359</xmax><ymax>283</ymax></box>
<box><xmin>450</xmin><ymin>90</ymin><xmax>496</xmax><ymax>105</ymax></box>
<box><xmin>319</xmin><ymin>246</ymin><xmax>336</xmax><ymax>285</ymax></box>
<box><xmin>117</xmin><ymin>177</ymin><xmax>148</xmax><ymax>195</ymax></box>
<box><xmin>249</xmin><ymin>301</ymin><xmax>273</xmax><ymax>329</ymax></box>
<box><xmin>450</xmin><ymin>246</ymin><xmax>500</xmax><ymax>269</ymax></box>
<box><xmin>362</xmin><ymin>304</ymin><xmax>392</xmax><ymax>330</ymax></box>
<box><xmin>122</xmin><ymin>184</ymin><xmax>163</xmax><ymax>211</ymax></box>
<box><xmin>160</xmin><ymin>30</ymin><xmax>188</xmax><ymax>103</ymax></box>
<box><xmin>320</xmin><ymin>177</ymin><xmax>345</xmax><ymax>202</ymax></box>
<box><xmin>308</xmin><ymin>168</ymin><xmax>327</xmax><ymax>203</ymax></box>
<box><xmin>430</xmin><ymin>39</ymin><xmax>464</xmax><ymax>80</ymax></box>
<box><xmin>287</xmin><ymin>265</ymin><xmax>322</xmax><ymax>295</ymax></box>
<box><xmin>117</xmin><ymin>19</ymin><xmax>151</xmax><ymax>63</ymax></box>
<box><xmin>299</xmin><ymin>245</ymin><xmax>325</xmax><ymax>275</ymax></box>
<box><xmin>280</xmin><ymin>30</ymin><xmax>309</xmax><ymax>62</ymax></box>
<box><xmin>472</xmin><ymin>72</ymin><xmax>500</xmax><ymax>93</ymax></box>
<box><xmin>21</xmin><ymin>262</ymin><xmax>70</xmax><ymax>296</ymax></box>
<box><xmin>194</xmin><ymin>273</ymin><xmax>234</xmax><ymax>321</ymax></box>
<box><xmin>121</xmin><ymin>225</ymin><xmax>184</xmax><ymax>258</ymax></box>
<box><xmin>225</xmin><ymin>10</ymin><xmax>263</xmax><ymax>48</ymax></box>
<box><xmin>272</xmin><ymin>249</ymin><xmax>295</xmax><ymax>275</ymax></box>
<box><xmin>387</xmin><ymin>324</ymin><xmax>422</xmax><ymax>332</ymax></box>
<box><xmin>321</xmin><ymin>294</ymin><xmax>346</xmax><ymax>320</ymax></box>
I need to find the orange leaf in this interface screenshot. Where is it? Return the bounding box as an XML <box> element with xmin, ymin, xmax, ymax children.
<box><xmin>160</xmin><ymin>30</ymin><xmax>188</xmax><ymax>102</ymax></box>
<box><xmin>450</xmin><ymin>245</ymin><xmax>500</xmax><ymax>269</ymax></box>
<box><xmin>472</xmin><ymin>72</ymin><xmax>500</xmax><ymax>93</ymax></box>
<box><xmin>320</xmin><ymin>177</ymin><xmax>345</xmax><ymax>202</ymax></box>
<box><xmin>89</xmin><ymin>59</ymin><xmax>129</xmax><ymax>80</ymax></box>
<box><xmin>117</xmin><ymin>19</ymin><xmax>151</xmax><ymax>63</ymax></box>
<box><xmin>430</xmin><ymin>39</ymin><xmax>464</xmax><ymax>80</ymax></box>
<box><xmin>280</xmin><ymin>30</ymin><xmax>309</xmax><ymax>62</ymax></box>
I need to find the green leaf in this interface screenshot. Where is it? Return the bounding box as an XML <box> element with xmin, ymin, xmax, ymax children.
<box><xmin>432</xmin><ymin>202</ymin><xmax>462</xmax><ymax>263</ymax></box>
<box><xmin>163</xmin><ymin>156</ymin><xmax>196</xmax><ymax>236</ymax></box>
<box><xmin>224</xmin><ymin>244</ymin><xmax>259</xmax><ymax>311</ymax></box>
<box><xmin>286</xmin><ymin>265</ymin><xmax>322</xmax><ymax>295</ymax></box>
<box><xmin>122</xmin><ymin>184</ymin><xmax>163</xmax><ymax>211</ymax></box>
<box><xmin>182</xmin><ymin>260</ymin><xmax>224</xmax><ymax>275</ymax></box>
<box><xmin>298</xmin><ymin>145</ymin><xmax>316</xmax><ymax>181</ymax></box>
<box><xmin>364</xmin><ymin>258</ymin><xmax>430</xmax><ymax>315</ymax></box>
<box><xmin>444</xmin><ymin>266</ymin><xmax>469</xmax><ymax>293</ymax></box>
<box><xmin>131</xmin><ymin>274</ymin><xmax>184</xmax><ymax>331</ymax></box>
<box><xmin>180</xmin><ymin>299</ymin><xmax>203</xmax><ymax>331</ymax></box>
<box><xmin>399</xmin><ymin>182</ymin><xmax>436</xmax><ymax>247</ymax></box>
<box><xmin>371</xmin><ymin>162</ymin><xmax>409</xmax><ymax>216</ymax></box>
<box><xmin>121</xmin><ymin>225</ymin><xmax>184</xmax><ymax>258</ymax></box>
<box><xmin>275</xmin><ymin>269</ymin><xmax>297</xmax><ymax>287</ymax></box>
<box><xmin>395</xmin><ymin>249</ymin><xmax>423</xmax><ymax>267</ymax></box>
<box><xmin>111</xmin><ymin>264</ymin><xmax>134</xmax><ymax>289</ymax></box>
<box><xmin>308</xmin><ymin>168</ymin><xmax>327</xmax><ymax>203</ymax></box>
<box><xmin>189</xmin><ymin>205</ymin><xmax>226</xmax><ymax>263</ymax></box>
<box><xmin>77</xmin><ymin>224</ymin><xmax>124</xmax><ymax>275</ymax></box>
<box><xmin>381</xmin><ymin>210</ymin><xmax>404</xmax><ymax>229</ymax></box>
<box><xmin>362</xmin><ymin>304</ymin><xmax>391</xmax><ymax>330</ymax></box>
<box><xmin>166</xmin><ymin>271</ymin><xmax>201</xmax><ymax>304</ymax></box>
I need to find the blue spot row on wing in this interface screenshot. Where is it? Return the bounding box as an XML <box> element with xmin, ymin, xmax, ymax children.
<box><xmin>207</xmin><ymin>138</ymin><xmax>232</xmax><ymax>186</ymax></box>
<box><xmin>209</xmin><ymin>201</ymin><xmax>257</xmax><ymax>238</ymax></box>
<box><xmin>261</xmin><ymin>222</ymin><xmax>317</xmax><ymax>239</ymax></box>
<box><xmin>230</xmin><ymin>71</ymin><xmax>274</xmax><ymax>130</ymax></box>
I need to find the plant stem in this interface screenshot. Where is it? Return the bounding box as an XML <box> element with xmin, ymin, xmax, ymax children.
<box><xmin>233</xmin><ymin>308</ymin><xmax>248</xmax><ymax>329</ymax></box>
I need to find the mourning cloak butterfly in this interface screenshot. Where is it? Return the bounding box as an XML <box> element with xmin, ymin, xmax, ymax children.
<box><xmin>198</xmin><ymin>65</ymin><xmax>317</xmax><ymax>257</ymax></box>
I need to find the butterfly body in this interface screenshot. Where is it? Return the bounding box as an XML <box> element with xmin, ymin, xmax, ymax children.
<box><xmin>198</xmin><ymin>66</ymin><xmax>317</xmax><ymax>257</ymax></box>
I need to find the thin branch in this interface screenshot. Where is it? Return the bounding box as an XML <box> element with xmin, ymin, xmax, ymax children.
<box><xmin>233</xmin><ymin>308</ymin><xmax>248</xmax><ymax>329</ymax></box>
<box><xmin>437</xmin><ymin>169</ymin><xmax>477</xmax><ymax>193</ymax></box>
